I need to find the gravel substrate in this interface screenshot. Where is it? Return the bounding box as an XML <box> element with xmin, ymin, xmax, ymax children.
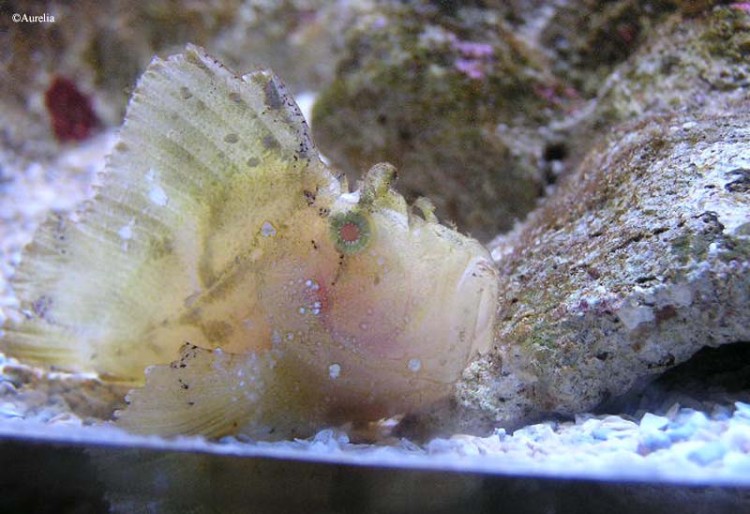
<box><xmin>1</xmin><ymin>350</ymin><xmax>750</xmax><ymax>486</ymax></box>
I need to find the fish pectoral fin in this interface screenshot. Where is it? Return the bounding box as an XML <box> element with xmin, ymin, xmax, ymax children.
<box><xmin>116</xmin><ymin>343</ymin><xmax>274</xmax><ymax>438</ymax></box>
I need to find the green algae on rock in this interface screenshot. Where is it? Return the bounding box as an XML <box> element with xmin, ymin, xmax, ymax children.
<box><xmin>555</xmin><ymin>4</ymin><xmax>750</xmax><ymax>180</ymax></box>
<box><xmin>590</xmin><ymin>5</ymin><xmax>750</xmax><ymax>134</ymax></box>
<box><xmin>539</xmin><ymin>0</ymin><xmax>680</xmax><ymax>97</ymax></box>
<box><xmin>311</xmin><ymin>2</ymin><xmax>567</xmax><ymax>240</ymax></box>
<box><xmin>1</xmin><ymin>46</ymin><xmax>497</xmax><ymax>439</ymax></box>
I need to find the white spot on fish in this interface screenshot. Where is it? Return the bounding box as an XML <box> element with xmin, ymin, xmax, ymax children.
<box><xmin>328</xmin><ymin>363</ymin><xmax>341</xmax><ymax>379</ymax></box>
<box><xmin>117</xmin><ymin>223</ymin><xmax>133</xmax><ymax>241</ymax></box>
<box><xmin>149</xmin><ymin>185</ymin><xmax>169</xmax><ymax>206</ymax></box>
<box><xmin>261</xmin><ymin>221</ymin><xmax>277</xmax><ymax>237</ymax></box>
<box><xmin>117</xmin><ymin>219</ymin><xmax>136</xmax><ymax>252</ymax></box>
<box><xmin>407</xmin><ymin>358</ymin><xmax>421</xmax><ymax>373</ymax></box>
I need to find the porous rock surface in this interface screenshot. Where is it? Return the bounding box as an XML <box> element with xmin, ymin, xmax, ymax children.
<box><xmin>428</xmin><ymin>109</ymin><xmax>750</xmax><ymax>435</ymax></box>
<box><xmin>584</xmin><ymin>5</ymin><xmax>750</xmax><ymax>149</ymax></box>
<box><xmin>539</xmin><ymin>0</ymin><xmax>680</xmax><ymax>96</ymax></box>
<box><xmin>396</xmin><ymin>2</ymin><xmax>750</xmax><ymax>438</ymax></box>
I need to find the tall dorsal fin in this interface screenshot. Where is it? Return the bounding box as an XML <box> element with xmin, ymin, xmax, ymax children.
<box><xmin>2</xmin><ymin>45</ymin><xmax>338</xmax><ymax>382</ymax></box>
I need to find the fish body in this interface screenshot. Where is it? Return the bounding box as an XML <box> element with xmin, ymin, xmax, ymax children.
<box><xmin>2</xmin><ymin>46</ymin><xmax>497</xmax><ymax>438</ymax></box>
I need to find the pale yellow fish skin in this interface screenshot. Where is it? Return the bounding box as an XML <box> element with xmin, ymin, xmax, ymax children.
<box><xmin>2</xmin><ymin>45</ymin><xmax>498</xmax><ymax>438</ymax></box>
<box><xmin>3</xmin><ymin>45</ymin><xmax>337</xmax><ymax>381</ymax></box>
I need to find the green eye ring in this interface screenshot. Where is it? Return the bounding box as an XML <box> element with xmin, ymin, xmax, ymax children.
<box><xmin>330</xmin><ymin>210</ymin><xmax>371</xmax><ymax>255</ymax></box>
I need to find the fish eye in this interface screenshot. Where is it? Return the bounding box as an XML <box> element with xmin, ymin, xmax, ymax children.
<box><xmin>329</xmin><ymin>210</ymin><xmax>371</xmax><ymax>255</ymax></box>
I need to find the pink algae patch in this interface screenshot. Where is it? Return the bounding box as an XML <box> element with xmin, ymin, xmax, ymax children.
<box><xmin>452</xmin><ymin>40</ymin><xmax>494</xmax><ymax>80</ymax></box>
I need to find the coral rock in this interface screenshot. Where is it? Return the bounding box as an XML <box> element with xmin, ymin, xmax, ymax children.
<box><xmin>433</xmin><ymin>109</ymin><xmax>750</xmax><ymax>435</ymax></box>
<box><xmin>312</xmin><ymin>3</ymin><xmax>565</xmax><ymax>239</ymax></box>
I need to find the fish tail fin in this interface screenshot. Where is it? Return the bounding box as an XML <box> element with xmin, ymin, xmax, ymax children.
<box><xmin>1</xmin><ymin>214</ymin><xmax>90</xmax><ymax>370</ymax></box>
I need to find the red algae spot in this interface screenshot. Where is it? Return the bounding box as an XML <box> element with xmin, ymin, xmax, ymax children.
<box><xmin>44</xmin><ymin>76</ymin><xmax>100</xmax><ymax>142</ymax></box>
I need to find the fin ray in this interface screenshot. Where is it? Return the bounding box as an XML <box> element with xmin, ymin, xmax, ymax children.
<box><xmin>2</xmin><ymin>45</ymin><xmax>337</xmax><ymax>381</ymax></box>
<box><xmin>116</xmin><ymin>344</ymin><xmax>273</xmax><ymax>437</ymax></box>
